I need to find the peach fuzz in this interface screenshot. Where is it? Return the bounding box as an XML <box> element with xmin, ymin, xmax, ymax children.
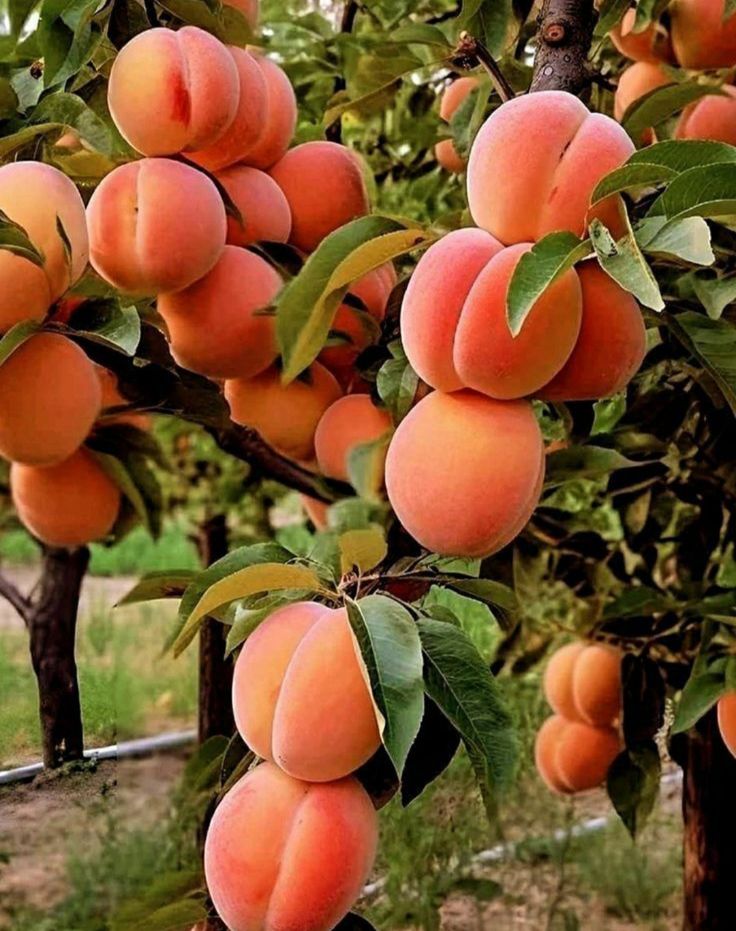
<box><xmin>676</xmin><ymin>86</ymin><xmax>736</xmax><ymax>145</ymax></box>
<box><xmin>188</xmin><ymin>47</ymin><xmax>268</xmax><ymax>171</ymax></box>
<box><xmin>0</xmin><ymin>334</ymin><xmax>101</xmax><ymax>466</ymax></box>
<box><xmin>539</xmin><ymin>263</ymin><xmax>646</xmax><ymax>401</ymax></box>
<box><xmin>204</xmin><ymin>763</ymin><xmax>378</xmax><ymax>931</ymax></box>
<box><xmin>232</xmin><ymin>603</ymin><xmax>381</xmax><ymax>781</ymax></box>
<box><xmin>107</xmin><ymin>26</ymin><xmax>240</xmax><ymax>156</ymax></box>
<box><xmin>385</xmin><ymin>391</ymin><xmax>544</xmax><ymax>558</ymax></box>
<box><xmin>243</xmin><ymin>52</ymin><xmax>297</xmax><ymax>170</ymax></box>
<box><xmin>87</xmin><ymin>158</ymin><xmax>226</xmax><ymax>295</ymax></box>
<box><xmin>158</xmin><ymin>246</ymin><xmax>280</xmax><ymax>380</ymax></box>
<box><xmin>435</xmin><ymin>76</ymin><xmax>480</xmax><ymax>173</ymax></box>
<box><xmin>0</xmin><ymin>162</ymin><xmax>88</xmax><ymax>332</ymax></box>
<box><xmin>717</xmin><ymin>693</ymin><xmax>736</xmax><ymax>757</ymax></box>
<box><xmin>215</xmin><ymin>165</ymin><xmax>292</xmax><ymax>247</ymax></box>
<box><xmin>269</xmin><ymin>141</ymin><xmax>370</xmax><ymax>253</ymax></box>
<box><xmin>614</xmin><ymin>62</ymin><xmax>672</xmax><ymax>123</ymax></box>
<box><xmin>467</xmin><ymin>91</ymin><xmax>635</xmax><ymax>244</ymax></box>
<box><xmin>314</xmin><ymin>395</ymin><xmax>393</xmax><ymax>482</ymax></box>
<box><xmin>670</xmin><ymin>0</ymin><xmax>736</xmax><ymax>69</ymax></box>
<box><xmin>543</xmin><ymin>641</ymin><xmax>622</xmax><ymax>726</ymax></box>
<box><xmin>11</xmin><ymin>448</ymin><xmax>121</xmax><ymax>547</ymax></box>
<box><xmin>225</xmin><ymin>363</ymin><xmax>341</xmax><ymax>461</ymax></box>
<box><xmin>400</xmin><ymin>228</ymin><xmax>503</xmax><ymax>392</ymax></box>
<box><xmin>610</xmin><ymin>9</ymin><xmax>674</xmax><ymax>63</ymax></box>
<box><xmin>456</xmin><ymin>244</ymin><xmax>582</xmax><ymax>399</ymax></box>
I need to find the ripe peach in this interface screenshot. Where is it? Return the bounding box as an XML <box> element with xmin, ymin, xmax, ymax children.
<box><xmin>314</xmin><ymin>395</ymin><xmax>393</xmax><ymax>482</ymax></box>
<box><xmin>676</xmin><ymin>85</ymin><xmax>736</xmax><ymax>144</ymax></box>
<box><xmin>187</xmin><ymin>47</ymin><xmax>268</xmax><ymax>171</ymax></box>
<box><xmin>610</xmin><ymin>9</ymin><xmax>674</xmax><ymax>63</ymax></box>
<box><xmin>225</xmin><ymin>362</ymin><xmax>341</xmax><ymax>461</ymax></box>
<box><xmin>0</xmin><ymin>162</ymin><xmax>88</xmax><ymax>331</ymax></box>
<box><xmin>670</xmin><ymin>0</ymin><xmax>736</xmax><ymax>69</ymax></box>
<box><xmin>215</xmin><ymin>165</ymin><xmax>292</xmax><ymax>246</ymax></box>
<box><xmin>467</xmin><ymin>91</ymin><xmax>635</xmax><ymax>244</ymax></box>
<box><xmin>400</xmin><ymin>228</ymin><xmax>503</xmax><ymax>392</ymax></box>
<box><xmin>107</xmin><ymin>26</ymin><xmax>240</xmax><ymax>156</ymax></box>
<box><xmin>269</xmin><ymin>141</ymin><xmax>370</xmax><ymax>252</ymax></box>
<box><xmin>538</xmin><ymin>263</ymin><xmax>646</xmax><ymax>401</ymax></box>
<box><xmin>717</xmin><ymin>692</ymin><xmax>736</xmax><ymax>757</ymax></box>
<box><xmin>543</xmin><ymin>642</ymin><xmax>586</xmax><ymax>721</ymax></box>
<box><xmin>385</xmin><ymin>390</ymin><xmax>544</xmax><ymax>557</ymax></box>
<box><xmin>204</xmin><ymin>762</ymin><xmax>378</xmax><ymax>931</ymax></box>
<box><xmin>232</xmin><ymin>602</ymin><xmax>381</xmax><ymax>780</ymax></box>
<box><xmin>614</xmin><ymin>62</ymin><xmax>672</xmax><ymax>123</ymax></box>
<box><xmin>535</xmin><ymin>715</ymin><xmax>574</xmax><ymax>794</ymax></box>
<box><xmin>301</xmin><ymin>494</ymin><xmax>329</xmax><ymax>529</ymax></box>
<box><xmin>243</xmin><ymin>52</ymin><xmax>297</xmax><ymax>170</ymax></box>
<box><xmin>544</xmin><ymin>640</ymin><xmax>622</xmax><ymax>726</ymax></box>
<box><xmin>86</xmin><ymin>158</ymin><xmax>226</xmax><ymax>295</ymax></box>
<box><xmin>158</xmin><ymin>246</ymin><xmax>280</xmax><ymax>379</ymax></box>
<box><xmin>96</xmin><ymin>367</ymin><xmax>151</xmax><ymax>431</ymax></box>
<box><xmin>0</xmin><ymin>333</ymin><xmax>101</xmax><ymax>466</ymax></box>
<box><xmin>455</xmin><ymin>243</ymin><xmax>582</xmax><ymax>399</ymax></box>
<box><xmin>555</xmin><ymin>720</ymin><xmax>621</xmax><ymax>792</ymax></box>
<box><xmin>435</xmin><ymin>76</ymin><xmax>480</xmax><ymax>173</ymax></box>
<box><xmin>11</xmin><ymin>448</ymin><xmax>121</xmax><ymax>547</ymax></box>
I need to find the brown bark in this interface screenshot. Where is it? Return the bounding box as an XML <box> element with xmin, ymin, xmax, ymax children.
<box><xmin>196</xmin><ymin>513</ymin><xmax>235</xmax><ymax>743</ymax></box>
<box><xmin>530</xmin><ymin>0</ymin><xmax>596</xmax><ymax>97</ymax></box>
<box><xmin>681</xmin><ymin>707</ymin><xmax>736</xmax><ymax>930</ymax></box>
<box><xmin>28</xmin><ymin>546</ymin><xmax>89</xmax><ymax>768</ymax></box>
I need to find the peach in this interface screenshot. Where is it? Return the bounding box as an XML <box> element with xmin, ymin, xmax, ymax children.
<box><xmin>535</xmin><ymin>715</ymin><xmax>574</xmax><ymax>794</ymax></box>
<box><xmin>96</xmin><ymin>367</ymin><xmax>151</xmax><ymax>430</ymax></box>
<box><xmin>610</xmin><ymin>9</ymin><xmax>674</xmax><ymax>63</ymax></box>
<box><xmin>467</xmin><ymin>91</ymin><xmax>635</xmax><ymax>244</ymax></box>
<box><xmin>0</xmin><ymin>162</ymin><xmax>88</xmax><ymax>331</ymax></box>
<box><xmin>670</xmin><ymin>0</ymin><xmax>736</xmax><ymax>69</ymax></box>
<box><xmin>543</xmin><ymin>642</ymin><xmax>586</xmax><ymax>721</ymax></box>
<box><xmin>11</xmin><ymin>448</ymin><xmax>121</xmax><ymax>547</ymax></box>
<box><xmin>538</xmin><ymin>263</ymin><xmax>646</xmax><ymax>401</ymax></box>
<box><xmin>107</xmin><ymin>26</ymin><xmax>240</xmax><ymax>156</ymax></box>
<box><xmin>188</xmin><ymin>47</ymin><xmax>268</xmax><ymax>171</ymax></box>
<box><xmin>204</xmin><ymin>763</ymin><xmax>378</xmax><ymax>931</ymax></box>
<box><xmin>215</xmin><ymin>165</ymin><xmax>292</xmax><ymax>246</ymax></box>
<box><xmin>158</xmin><ymin>246</ymin><xmax>280</xmax><ymax>379</ymax></box>
<box><xmin>243</xmin><ymin>52</ymin><xmax>297</xmax><ymax>170</ymax></box>
<box><xmin>555</xmin><ymin>720</ymin><xmax>621</xmax><ymax>792</ymax></box>
<box><xmin>717</xmin><ymin>692</ymin><xmax>736</xmax><ymax>757</ymax></box>
<box><xmin>614</xmin><ymin>62</ymin><xmax>672</xmax><ymax>123</ymax></box>
<box><xmin>400</xmin><ymin>229</ymin><xmax>503</xmax><ymax>392</ymax></box>
<box><xmin>676</xmin><ymin>85</ymin><xmax>736</xmax><ymax>144</ymax></box>
<box><xmin>544</xmin><ymin>640</ymin><xmax>622</xmax><ymax>726</ymax></box>
<box><xmin>301</xmin><ymin>494</ymin><xmax>329</xmax><ymax>529</ymax></box>
<box><xmin>455</xmin><ymin>243</ymin><xmax>582</xmax><ymax>399</ymax></box>
<box><xmin>269</xmin><ymin>142</ymin><xmax>370</xmax><ymax>253</ymax></box>
<box><xmin>86</xmin><ymin>158</ymin><xmax>226</xmax><ymax>295</ymax></box>
<box><xmin>314</xmin><ymin>395</ymin><xmax>393</xmax><ymax>482</ymax></box>
<box><xmin>232</xmin><ymin>603</ymin><xmax>381</xmax><ymax>780</ymax></box>
<box><xmin>0</xmin><ymin>333</ymin><xmax>101</xmax><ymax>465</ymax></box>
<box><xmin>385</xmin><ymin>390</ymin><xmax>544</xmax><ymax>557</ymax></box>
<box><xmin>225</xmin><ymin>362</ymin><xmax>341</xmax><ymax>461</ymax></box>
<box><xmin>435</xmin><ymin>76</ymin><xmax>480</xmax><ymax>173</ymax></box>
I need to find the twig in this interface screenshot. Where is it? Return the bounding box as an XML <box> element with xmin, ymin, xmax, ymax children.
<box><xmin>0</xmin><ymin>571</ymin><xmax>32</xmax><ymax>625</ymax></box>
<box><xmin>326</xmin><ymin>0</ymin><xmax>360</xmax><ymax>143</ymax></box>
<box><xmin>453</xmin><ymin>32</ymin><xmax>515</xmax><ymax>103</ymax></box>
<box><xmin>530</xmin><ymin>0</ymin><xmax>597</xmax><ymax>97</ymax></box>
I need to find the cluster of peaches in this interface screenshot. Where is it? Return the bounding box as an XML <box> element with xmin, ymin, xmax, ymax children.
<box><xmin>205</xmin><ymin>599</ymin><xmax>384</xmax><ymax>930</ymax></box>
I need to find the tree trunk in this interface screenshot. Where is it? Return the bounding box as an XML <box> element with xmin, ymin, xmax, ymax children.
<box><xmin>681</xmin><ymin>707</ymin><xmax>736</xmax><ymax>930</ymax></box>
<box><xmin>28</xmin><ymin>545</ymin><xmax>89</xmax><ymax>769</ymax></box>
<box><xmin>196</xmin><ymin>513</ymin><xmax>234</xmax><ymax>743</ymax></box>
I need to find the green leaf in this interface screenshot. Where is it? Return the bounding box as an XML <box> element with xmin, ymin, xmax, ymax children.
<box><xmin>156</xmin><ymin>0</ymin><xmax>254</xmax><ymax>44</ymax></box>
<box><xmin>116</xmin><ymin>571</ymin><xmax>197</xmax><ymax>607</ymax></box>
<box><xmin>277</xmin><ymin>216</ymin><xmax>434</xmax><ymax>382</ymax></box>
<box><xmin>666</xmin><ymin>311</ymin><xmax>736</xmax><ymax>414</ymax></box>
<box><xmin>347</xmin><ymin>432</ymin><xmax>391</xmax><ymax>501</ymax></box>
<box><xmin>649</xmin><ymin>162</ymin><xmax>736</xmax><ymax>222</ymax></box>
<box><xmin>692</xmin><ymin>272</ymin><xmax>736</xmax><ymax>319</ymax></box>
<box><xmin>64</xmin><ymin>298</ymin><xmax>141</xmax><ymax>355</ymax></box>
<box><xmin>224</xmin><ymin>593</ymin><xmax>307</xmax><ymax>657</ymax></box>
<box><xmin>448</xmin><ymin>83</ymin><xmax>487</xmax><ymax>161</ymax></box>
<box><xmin>0</xmin><ymin>208</ymin><xmax>45</xmax><ymax>267</ymax></box>
<box><xmin>0</xmin><ymin>319</ymin><xmax>40</xmax><ymax>367</ymax></box>
<box><xmin>545</xmin><ymin>445</ymin><xmax>643</xmax><ymax>486</ymax></box>
<box><xmin>90</xmin><ymin>450</ymin><xmax>151</xmax><ymax>532</ymax></box>
<box><xmin>376</xmin><ymin>342</ymin><xmax>420</xmax><ymax>423</ymax></box>
<box><xmin>400</xmin><ymin>697</ymin><xmax>461</xmax><ymax>806</ymax></box>
<box><xmin>417</xmin><ymin>618</ymin><xmax>517</xmax><ymax>794</ymax></box>
<box><xmin>636</xmin><ymin>215</ymin><xmax>715</xmax><ymax>265</ymax></box>
<box><xmin>389</xmin><ymin>23</ymin><xmax>453</xmax><ymax>48</ymax></box>
<box><xmin>30</xmin><ymin>91</ymin><xmax>117</xmax><ymax>155</ymax></box>
<box><xmin>630</xmin><ymin>138</ymin><xmax>736</xmax><ymax>172</ymax></box>
<box><xmin>506</xmin><ymin>232</ymin><xmax>593</xmax><ymax>336</ymax></box>
<box><xmin>346</xmin><ymin>594</ymin><xmax>425</xmax><ymax>777</ymax></box>
<box><xmin>461</xmin><ymin>0</ymin><xmax>516</xmax><ymax>58</ymax></box>
<box><xmin>339</xmin><ymin>528</ymin><xmax>388</xmax><ymax>575</ymax></box>
<box><xmin>623</xmin><ymin>82</ymin><xmax>720</xmax><ymax>143</ymax></box>
<box><xmin>590</xmin><ymin>163</ymin><xmax>677</xmax><ymax>206</ymax></box>
<box><xmin>595</xmin><ymin>0</ymin><xmax>635</xmax><ymax>35</ymax></box>
<box><xmin>442</xmin><ymin>578</ymin><xmax>518</xmax><ymax>613</ymax></box>
<box><xmin>607</xmin><ymin>743</ymin><xmax>661</xmax><ymax>839</ymax></box>
<box><xmin>672</xmin><ymin>670</ymin><xmax>726</xmax><ymax>733</ymax></box>
<box><xmin>589</xmin><ymin>218</ymin><xmax>664</xmax><ymax>311</ymax></box>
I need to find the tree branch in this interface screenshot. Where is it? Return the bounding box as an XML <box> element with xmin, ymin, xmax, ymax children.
<box><xmin>0</xmin><ymin>570</ymin><xmax>32</xmax><ymax>625</ymax></box>
<box><xmin>453</xmin><ymin>32</ymin><xmax>515</xmax><ymax>103</ymax></box>
<box><xmin>530</xmin><ymin>0</ymin><xmax>597</xmax><ymax>97</ymax></box>
<box><xmin>326</xmin><ymin>0</ymin><xmax>360</xmax><ymax>143</ymax></box>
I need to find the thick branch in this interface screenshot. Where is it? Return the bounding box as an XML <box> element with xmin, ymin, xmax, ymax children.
<box><xmin>530</xmin><ymin>0</ymin><xmax>596</xmax><ymax>97</ymax></box>
<box><xmin>0</xmin><ymin>571</ymin><xmax>32</xmax><ymax>624</ymax></box>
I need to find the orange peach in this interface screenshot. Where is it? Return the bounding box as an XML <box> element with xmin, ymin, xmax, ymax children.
<box><xmin>717</xmin><ymin>692</ymin><xmax>736</xmax><ymax>757</ymax></box>
<box><xmin>11</xmin><ymin>448</ymin><xmax>121</xmax><ymax>547</ymax></box>
<box><xmin>670</xmin><ymin>0</ymin><xmax>736</xmax><ymax>69</ymax></box>
<box><xmin>107</xmin><ymin>26</ymin><xmax>240</xmax><ymax>156</ymax></box>
<box><xmin>232</xmin><ymin>602</ymin><xmax>381</xmax><ymax>780</ymax></box>
<box><xmin>158</xmin><ymin>245</ymin><xmax>280</xmax><ymax>379</ymax></box>
<box><xmin>301</xmin><ymin>494</ymin><xmax>329</xmax><ymax>529</ymax></box>
<box><xmin>243</xmin><ymin>52</ymin><xmax>297</xmax><ymax>170</ymax></box>
<box><xmin>0</xmin><ymin>333</ymin><xmax>101</xmax><ymax>465</ymax></box>
<box><xmin>535</xmin><ymin>715</ymin><xmax>574</xmax><ymax>794</ymax></box>
<box><xmin>555</xmin><ymin>720</ymin><xmax>621</xmax><ymax>791</ymax></box>
<box><xmin>385</xmin><ymin>390</ymin><xmax>544</xmax><ymax>557</ymax></box>
<box><xmin>538</xmin><ymin>263</ymin><xmax>646</xmax><ymax>401</ymax></box>
<box><xmin>467</xmin><ymin>91</ymin><xmax>635</xmax><ymax>244</ymax></box>
<box><xmin>215</xmin><ymin>165</ymin><xmax>292</xmax><ymax>246</ymax></box>
<box><xmin>543</xmin><ymin>642</ymin><xmax>586</xmax><ymax>721</ymax></box>
<box><xmin>225</xmin><ymin>362</ymin><xmax>341</xmax><ymax>461</ymax></box>
<box><xmin>204</xmin><ymin>763</ymin><xmax>378</xmax><ymax>931</ymax></box>
<box><xmin>676</xmin><ymin>85</ymin><xmax>736</xmax><ymax>144</ymax></box>
<box><xmin>610</xmin><ymin>9</ymin><xmax>674</xmax><ymax>63</ymax></box>
<box><xmin>435</xmin><ymin>76</ymin><xmax>480</xmax><ymax>173</ymax></box>
<box><xmin>86</xmin><ymin>158</ymin><xmax>226</xmax><ymax>295</ymax></box>
<box><xmin>314</xmin><ymin>395</ymin><xmax>393</xmax><ymax>482</ymax></box>
<box><xmin>544</xmin><ymin>640</ymin><xmax>622</xmax><ymax>726</ymax></box>
<box><xmin>269</xmin><ymin>141</ymin><xmax>370</xmax><ymax>252</ymax></box>
<box><xmin>614</xmin><ymin>62</ymin><xmax>672</xmax><ymax>123</ymax></box>
<box><xmin>0</xmin><ymin>162</ymin><xmax>88</xmax><ymax>331</ymax></box>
